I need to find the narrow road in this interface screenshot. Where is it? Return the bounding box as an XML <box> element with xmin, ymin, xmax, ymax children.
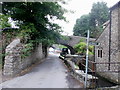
<box><xmin>1</xmin><ymin>53</ymin><xmax>83</xmax><ymax>88</ymax></box>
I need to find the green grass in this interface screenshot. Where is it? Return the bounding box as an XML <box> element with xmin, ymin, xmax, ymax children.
<box><xmin>58</xmin><ymin>45</ymin><xmax>67</xmax><ymax>49</ymax></box>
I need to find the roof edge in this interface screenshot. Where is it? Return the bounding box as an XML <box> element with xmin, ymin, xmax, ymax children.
<box><xmin>110</xmin><ymin>1</ymin><xmax>120</xmax><ymax>10</ymax></box>
<box><xmin>95</xmin><ymin>21</ymin><xmax>110</xmax><ymax>41</ymax></box>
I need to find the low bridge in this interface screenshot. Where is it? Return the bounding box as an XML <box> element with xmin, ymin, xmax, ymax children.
<box><xmin>57</xmin><ymin>36</ymin><xmax>95</xmax><ymax>54</ymax></box>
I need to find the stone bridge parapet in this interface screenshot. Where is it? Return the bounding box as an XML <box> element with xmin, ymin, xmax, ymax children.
<box><xmin>57</xmin><ymin>36</ymin><xmax>95</xmax><ymax>54</ymax></box>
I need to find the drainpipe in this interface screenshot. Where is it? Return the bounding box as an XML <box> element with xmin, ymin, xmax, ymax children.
<box><xmin>108</xmin><ymin>10</ymin><xmax>112</xmax><ymax>70</ymax></box>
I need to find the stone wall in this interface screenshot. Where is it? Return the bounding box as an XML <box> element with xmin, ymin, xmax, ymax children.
<box><xmin>3</xmin><ymin>38</ymin><xmax>47</xmax><ymax>76</ymax></box>
<box><xmin>58</xmin><ymin>36</ymin><xmax>95</xmax><ymax>47</ymax></box>
<box><xmin>95</xmin><ymin>24</ymin><xmax>111</xmax><ymax>81</ymax></box>
<box><xmin>1</xmin><ymin>29</ymin><xmax>19</xmax><ymax>70</ymax></box>
<box><xmin>95</xmin><ymin>2</ymin><xmax>120</xmax><ymax>84</ymax></box>
<box><xmin>118</xmin><ymin>3</ymin><xmax>120</xmax><ymax>84</ymax></box>
<box><xmin>108</xmin><ymin>5</ymin><xmax>119</xmax><ymax>84</ymax></box>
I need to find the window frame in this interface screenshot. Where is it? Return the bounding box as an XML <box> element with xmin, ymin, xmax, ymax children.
<box><xmin>98</xmin><ymin>49</ymin><xmax>102</xmax><ymax>58</ymax></box>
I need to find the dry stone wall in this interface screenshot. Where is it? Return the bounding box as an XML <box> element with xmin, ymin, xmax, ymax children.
<box><xmin>3</xmin><ymin>38</ymin><xmax>46</xmax><ymax>76</ymax></box>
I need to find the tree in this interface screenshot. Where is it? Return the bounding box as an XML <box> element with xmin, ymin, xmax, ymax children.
<box><xmin>1</xmin><ymin>2</ymin><xmax>67</xmax><ymax>66</ymax></box>
<box><xmin>0</xmin><ymin>14</ymin><xmax>11</xmax><ymax>29</ymax></box>
<box><xmin>89</xmin><ymin>2</ymin><xmax>109</xmax><ymax>37</ymax></box>
<box><xmin>73</xmin><ymin>14</ymin><xmax>90</xmax><ymax>37</ymax></box>
<box><xmin>73</xmin><ymin>2</ymin><xmax>109</xmax><ymax>38</ymax></box>
<box><xmin>2</xmin><ymin>2</ymin><xmax>66</xmax><ymax>46</ymax></box>
<box><xmin>90</xmin><ymin>2</ymin><xmax>109</xmax><ymax>27</ymax></box>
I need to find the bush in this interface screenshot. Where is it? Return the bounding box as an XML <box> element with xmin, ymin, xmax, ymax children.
<box><xmin>74</xmin><ymin>42</ymin><xmax>94</xmax><ymax>55</ymax></box>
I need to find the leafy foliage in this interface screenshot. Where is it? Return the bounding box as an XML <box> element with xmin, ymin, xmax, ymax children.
<box><xmin>21</xmin><ymin>43</ymin><xmax>33</xmax><ymax>58</ymax></box>
<box><xmin>60</xmin><ymin>35</ymin><xmax>70</xmax><ymax>40</ymax></box>
<box><xmin>1</xmin><ymin>2</ymin><xmax>67</xmax><ymax>64</ymax></box>
<box><xmin>2</xmin><ymin>2</ymin><xmax>66</xmax><ymax>46</ymax></box>
<box><xmin>0</xmin><ymin>14</ymin><xmax>11</xmax><ymax>29</ymax></box>
<box><xmin>58</xmin><ymin>45</ymin><xmax>67</xmax><ymax>49</ymax></box>
<box><xmin>74</xmin><ymin>42</ymin><xmax>94</xmax><ymax>55</ymax></box>
<box><xmin>73</xmin><ymin>15</ymin><xmax>90</xmax><ymax>37</ymax></box>
<box><xmin>90</xmin><ymin>2</ymin><xmax>109</xmax><ymax>26</ymax></box>
<box><xmin>73</xmin><ymin>2</ymin><xmax>109</xmax><ymax>38</ymax></box>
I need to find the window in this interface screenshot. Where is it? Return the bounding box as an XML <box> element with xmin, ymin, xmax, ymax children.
<box><xmin>98</xmin><ymin>50</ymin><xmax>102</xmax><ymax>58</ymax></box>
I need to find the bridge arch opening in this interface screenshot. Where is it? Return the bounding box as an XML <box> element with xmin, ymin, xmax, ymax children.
<box><xmin>50</xmin><ymin>44</ymin><xmax>75</xmax><ymax>55</ymax></box>
<box><xmin>60</xmin><ymin>44</ymin><xmax>75</xmax><ymax>55</ymax></box>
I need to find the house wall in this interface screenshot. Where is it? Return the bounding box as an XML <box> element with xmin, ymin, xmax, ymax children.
<box><xmin>95</xmin><ymin>4</ymin><xmax>120</xmax><ymax>84</ymax></box>
<box><xmin>118</xmin><ymin>3</ymin><xmax>120</xmax><ymax>84</ymax></box>
<box><xmin>95</xmin><ymin>24</ymin><xmax>110</xmax><ymax>77</ymax></box>
<box><xmin>109</xmin><ymin>6</ymin><xmax>119</xmax><ymax>83</ymax></box>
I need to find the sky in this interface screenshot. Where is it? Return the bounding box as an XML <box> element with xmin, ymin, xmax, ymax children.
<box><xmin>57</xmin><ymin>0</ymin><xmax>120</xmax><ymax>35</ymax></box>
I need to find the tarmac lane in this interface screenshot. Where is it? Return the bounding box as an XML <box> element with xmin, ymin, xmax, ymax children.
<box><xmin>0</xmin><ymin>53</ymin><xmax>83</xmax><ymax>89</ymax></box>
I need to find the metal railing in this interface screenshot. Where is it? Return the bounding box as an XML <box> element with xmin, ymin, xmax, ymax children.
<box><xmin>78</xmin><ymin>58</ymin><xmax>120</xmax><ymax>88</ymax></box>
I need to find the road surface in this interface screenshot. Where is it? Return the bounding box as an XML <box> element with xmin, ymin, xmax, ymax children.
<box><xmin>1</xmin><ymin>53</ymin><xmax>83</xmax><ymax>88</ymax></box>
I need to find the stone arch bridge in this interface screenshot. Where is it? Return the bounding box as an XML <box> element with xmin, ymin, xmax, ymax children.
<box><xmin>56</xmin><ymin>36</ymin><xmax>95</xmax><ymax>54</ymax></box>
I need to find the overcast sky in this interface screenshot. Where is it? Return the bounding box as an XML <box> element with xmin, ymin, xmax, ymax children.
<box><xmin>57</xmin><ymin>0</ymin><xmax>120</xmax><ymax>35</ymax></box>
